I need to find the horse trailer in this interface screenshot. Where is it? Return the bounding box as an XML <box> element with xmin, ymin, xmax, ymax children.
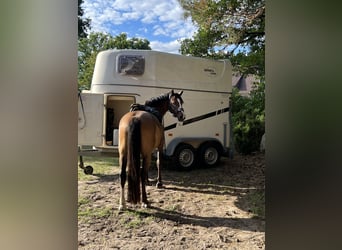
<box><xmin>78</xmin><ymin>49</ymin><xmax>233</xmax><ymax>173</ymax></box>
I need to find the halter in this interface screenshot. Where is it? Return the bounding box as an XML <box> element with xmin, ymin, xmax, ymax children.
<box><xmin>168</xmin><ymin>93</ymin><xmax>184</xmax><ymax>117</ymax></box>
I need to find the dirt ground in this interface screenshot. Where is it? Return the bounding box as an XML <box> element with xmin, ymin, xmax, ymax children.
<box><xmin>78</xmin><ymin>153</ymin><xmax>265</xmax><ymax>249</ymax></box>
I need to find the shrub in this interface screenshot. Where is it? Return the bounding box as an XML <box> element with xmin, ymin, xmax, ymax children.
<box><xmin>231</xmin><ymin>79</ymin><xmax>265</xmax><ymax>154</ymax></box>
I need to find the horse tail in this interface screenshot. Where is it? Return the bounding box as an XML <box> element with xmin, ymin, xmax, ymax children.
<box><xmin>127</xmin><ymin>117</ymin><xmax>141</xmax><ymax>204</ymax></box>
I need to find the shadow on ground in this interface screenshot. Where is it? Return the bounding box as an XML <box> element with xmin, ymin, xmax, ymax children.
<box><xmin>90</xmin><ymin>153</ymin><xmax>265</xmax><ymax>222</ymax></box>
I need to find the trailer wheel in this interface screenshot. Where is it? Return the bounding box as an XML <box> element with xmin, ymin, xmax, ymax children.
<box><xmin>173</xmin><ymin>144</ymin><xmax>196</xmax><ymax>170</ymax></box>
<box><xmin>84</xmin><ymin>165</ymin><xmax>93</xmax><ymax>175</ymax></box>
<box><xmin>198</xmin><ymin>142</ymin><xmax>221</xmax><ymax>167</ymax></box>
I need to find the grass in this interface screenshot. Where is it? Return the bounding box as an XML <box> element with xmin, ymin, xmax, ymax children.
<box><xmin>78</xmin><ymin>156</ymin><xmax>119</xmax><ymax>222</ymax></box>
<box><xmin>78</xmin><ymin>155</ymin><xmax>265</xmax><ymax>223</ymax></box>
<box><xmin>78</xmin><ymin>196</ymin><xmax>91</xmax><ymax>206</ymax></box>
<box><xmin>118</xmin><ymin>209</ymin><xmax>154</xmax><ymax>229</ymax></box>
<box><xmin>165</xmin><ymin>204</ymin><xmax>182</xmax><ymax>214</ymax></box>
<box><xmin>78</xmin><ymin>156</ymin><xmax>119</xmax><ymax>181</ymax></box>
<box><xmin>78</xmin><ymin>206</ymin><xmax>113</xmax><ymax>222</ymax></box>
<box><xmin>78</xmin><ymin>194</ymin><xmax>113</xmax><ymax>223</ymax></box>
<box><xmin>245</xmin><ymin>189</ymin><xmax>265</xmax><ymax>219</ymax></box>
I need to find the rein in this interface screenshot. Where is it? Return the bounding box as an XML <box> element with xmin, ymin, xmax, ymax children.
<box><xmin>130</xmin><ymin>90</ymin><xmax>184</xmax><ymax>123</ymax></box>
<box><xmin>78</xmin><ymin>92</ymin><xmax>86</xmax><ymax>129</ymax></box>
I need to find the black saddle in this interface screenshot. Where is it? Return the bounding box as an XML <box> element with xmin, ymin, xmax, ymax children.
<box><xmin>130</xmin><ymin>103</ymin><xmax>163</xmax><ymax>123</ymax></box>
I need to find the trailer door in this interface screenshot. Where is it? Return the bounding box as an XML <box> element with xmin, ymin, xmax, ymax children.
<box><xmin>78</xmin><ymin>93</ymin><xmax>104</xmax><ymax>146</ymax></box>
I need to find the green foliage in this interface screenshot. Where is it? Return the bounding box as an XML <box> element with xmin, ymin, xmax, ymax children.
<box><xmin>180</xmin><ymin>28</ymin><xmax>220</xmax><ymax>57</ymax></box>
<box><xmin>231</xmin><ymin>78</ymin><xmax>265</xmax><ymax>154</ymax></box>
<box><xmin>179</xmin><ymin>0</ymin><xmax>265</xmax><ymax>76</ymax></box>
<box><xmin>78</xmin><ymin>0</ymin><xmax>90</xmax><ymax>39</ymax></box>
<box><xmin>230</xmin><ymin>47</ymin><xmax>265</xmax><ymax>76</ymax></box>
<box><xmin>178</xmin><ymin>0</ymin><xmax>265</xmax><ymax>154</ymax></box>
<box><xmin>179</xmin><ymin>0</ymin><xmax>265</xmax><ymax>54</ymax></box>
<box><xmin>78</xmin><ymin>32</ymin><xmax>151</xmax><ymax>90</ymax></box>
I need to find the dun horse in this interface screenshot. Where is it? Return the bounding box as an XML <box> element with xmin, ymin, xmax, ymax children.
<box><xmin>118</xmin><ymin>90</ymin><xmax>185</xmax><ymax>211</ymax></box>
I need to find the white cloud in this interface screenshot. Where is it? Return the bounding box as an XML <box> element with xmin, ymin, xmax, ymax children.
<box><xmin>122</xmin><ymin>12</ymin><xmax>140</xmax><ymax>20</ymax></box>
<box><xmin>153</xmin><ymin>25</ymin><xmax>168</xmax><ymax>37</ymax></box>
<box><xmin>112</xmin><ymin>0</ymin><xmax>132</xmax><ymax>11</ymax></box>
<box><xmin>82</xmin><ymin>0</ymin><xmax>197</xmax><ymax>53</ymax></box>
<box><xmin>150</xmin><ymin>40</ymin><xmax>182</xmax><ymax>54</ymax></box>
<box><xmin>141</xmin><ymin>11</ymin><xmax>156</xmax><ymax>24</ymax></box>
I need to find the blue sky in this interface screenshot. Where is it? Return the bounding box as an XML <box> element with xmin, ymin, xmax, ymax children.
<box><xmin>82</xmin><ymin>0</ymin><xmax>198</xmax><ymax>54</ymax></box>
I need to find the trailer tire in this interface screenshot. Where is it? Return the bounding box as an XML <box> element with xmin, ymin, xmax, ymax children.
<box><xmin>84</xmin><ymin>165</ymin><xmax>93</xmax><ymax>175</ymax></box>
<box><xmin>198</xmin><ymin>142</ymin><xmax>221</xmax><ymax>167</ymax></box>
<box><xmin>173</xmin><ymin>144</ymin><xmax>196</xmax><ymax>170</ymax></box>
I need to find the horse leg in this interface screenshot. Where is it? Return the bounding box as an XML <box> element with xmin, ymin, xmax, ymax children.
<box><xmin>145</xmin><ymin>168</ymin><xmax>152</xmax><ymax>186</ymax></box>
<box><xmin>141</xmin><ymin>155</ymin><xmax>151</xmax><ymax>208</ymax></box>
<box><xmin>118</xmin><ymin>155</ymin><xmax>127</xmax><ymax>212</ymax></box>
<box><xmin>156</xmin><ymin>149</ymin><xmax>164</xmax><ymax>188</ymax></box>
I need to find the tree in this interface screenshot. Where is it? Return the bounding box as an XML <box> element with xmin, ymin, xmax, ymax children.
<box><xmin>78</xmin><ymin>32</ymin><xmax>151</xmax><ymax>89</ymax></box>
<box><xmin>178</xmin><ymin>0</ymin><xmax>265</xmax><ymax>154</ymax></box>
<box><xmin>78</xmin><ymin>0</ymin><xmax>90</xmax><ymax>39</ymax></box>
<box><xmin>179</xmin><ymin>0</ymin><xmax>265</xmax><ymax>75</ymax></box>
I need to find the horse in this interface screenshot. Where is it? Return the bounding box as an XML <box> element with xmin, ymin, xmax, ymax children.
<box><xmin>118</xmin><ymin>90</ymin><xmax>185</xmax><ymax>211</ymax></box>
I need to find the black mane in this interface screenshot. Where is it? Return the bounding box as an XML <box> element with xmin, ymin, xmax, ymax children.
<box><xmin>144</xmin><ymin>92</ymin><xmax>170</xmax><ymax>107</ymax></box>
<box><xmin>145</xmin><ymin>91</ymin><xmax>184</xmax><ymax>107</ymax></box>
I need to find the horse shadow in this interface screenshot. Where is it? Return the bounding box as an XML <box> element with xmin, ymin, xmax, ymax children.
<box><xmin>92</xmin><ymin>173</ymin><xmax>120</xmax><ymax>183</ymax></box>
<box><xmin>92</xmin><ymin>156</ymin><xmax>265</xmax><ymax>224</ymax></box>
<box><xmin>127</xmin><ymin>206</ymin><xmax>264</xmax><ymax>232</ymax></box>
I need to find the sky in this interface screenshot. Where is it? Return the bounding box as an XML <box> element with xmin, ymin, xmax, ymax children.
<box><xmin>82</xmin><ymin>0</ymin><xmax>198</xmax><ymax>54</ymax></box>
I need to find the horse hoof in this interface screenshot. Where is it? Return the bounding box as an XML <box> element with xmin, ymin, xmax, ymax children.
<box><xmin>156</xmin><ymin>182</ymin><xmax>163</xmax><ymax>188</ymax></box>
<box><xmin>118</xmin><ymin>205</ymin><xmax>126</xmax><ymax>212</ymax></box>
<box><xmin>141</xmin><ymin>202</ymin><xmax>149</xmax><ymax>208</ymax></box>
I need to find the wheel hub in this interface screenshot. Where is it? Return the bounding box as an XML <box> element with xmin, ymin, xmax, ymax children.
<box><xmin>179</xmin><ymin>149</ymin><xmax>194</xmax><ymax>167</ymax></box>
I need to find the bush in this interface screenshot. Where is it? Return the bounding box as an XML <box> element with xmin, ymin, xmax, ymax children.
<box><xmin>231</xmin><ymin>79</ymin><xmax>265</xmax><ymax>154</ymax></box>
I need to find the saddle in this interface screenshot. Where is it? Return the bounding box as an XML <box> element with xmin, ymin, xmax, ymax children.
<box><xmin>130</xmin><ymin>103</ymin><xmax>163</xmax><ymax>123</ymax></box>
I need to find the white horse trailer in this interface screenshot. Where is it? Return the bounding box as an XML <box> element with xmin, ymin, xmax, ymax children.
<box><xmin>78</xmin><ymin>49</ymin><xmax>233</xmax><ymax>173</ymax></box>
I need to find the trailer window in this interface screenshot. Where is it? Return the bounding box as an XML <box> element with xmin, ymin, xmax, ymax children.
<box><xmin>117</xmin><ymin>55</ymin><xmax>145</xmax><ymax>75</ymax></box>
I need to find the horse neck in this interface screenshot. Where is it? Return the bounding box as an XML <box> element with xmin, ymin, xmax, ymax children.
<box><xmin>145</xmin><ymin>94</ymin><xmax>170</xmax><ymax>117</ymax></box>
<box><xmin>153</xmin><ymin>102</ymin><xmax>169</xmax><ymax>117</ymax></box>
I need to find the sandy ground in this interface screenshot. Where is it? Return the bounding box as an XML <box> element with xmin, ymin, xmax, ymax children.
<box><xmin>78</xmin><ymin>153</ymin><xmax>265</xmax><ymax>249</ymax></box>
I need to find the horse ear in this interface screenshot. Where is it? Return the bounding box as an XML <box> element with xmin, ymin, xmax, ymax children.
<box><xmin>179</xmin><ymin>90</ymin><xmax>183</xmax><ymax>96</ymax></box>
<box><xmin>171</xmin><ymin>89</ymin><xmax>174</xmax><ymax>95</ymax></box>
<box><xmin>169</xmin><ymin>90</ymin><xmax>173</xmax><ymax>98</ymax></box>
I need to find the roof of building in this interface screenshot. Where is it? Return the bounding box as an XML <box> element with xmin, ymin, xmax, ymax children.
<box><xmin>232</xmin><ymin>73</ymin><xmax>259</xmax><ymax>96</ymax></box>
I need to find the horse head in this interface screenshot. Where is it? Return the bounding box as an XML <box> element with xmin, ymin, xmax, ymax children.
<box><xmin>168</xmin><ymin>90</ymin><xmax>186</xmax><ymax>122</ymax></box>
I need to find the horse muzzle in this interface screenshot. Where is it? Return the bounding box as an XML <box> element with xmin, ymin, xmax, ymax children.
<box><xmin>176</xmin><ymin>111</ymin><xmax>186</xmax><ymax>122</ymax></box>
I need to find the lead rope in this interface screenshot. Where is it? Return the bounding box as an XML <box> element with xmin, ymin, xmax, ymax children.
<box><xmin>78</xmin><ymin>92</ymin><xmax>86</xmax><ymax>129</ymax></box>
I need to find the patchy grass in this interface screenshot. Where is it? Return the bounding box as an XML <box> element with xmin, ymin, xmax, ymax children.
<box><xmin>78</xmin><ymin>196</ymin><xmax>91</xmax><ymax>207</ymax></box>
<box><xmin>118</xmin><ymin>209</ymin><xmax>154</xmax><ymax>229</ymax></box>
<box><xmin>78</xmin><ymin>154</ymin><xmax>265</xmax><ymax>249</ymax></box>
<box><xmin>165</xmin><ymin>204</ymin><xmax>182</xmax><ymax>214</ymax></box>
<box><xmin>78</xmin><ymin>156</ymin><xmax>118</xmax><ymax>222</ymax></box>
<box><xmin>245</xmin><ymin>189</ymin><xmax>265</xmax><ymax>219</ymax></box>
<box><xmin>78</xmin><ymin>206</ymin><xmax>113</xmax><ymax>222</ymax></box>
<box><xmin>78</xmin><ymin>156</ymin><xmax>119</xmax><ymax>181</ymax></box>
<box><xmin>122</xmin><ymin>214</ymin><xmax>145</xmax><ymax>229</ymax></box>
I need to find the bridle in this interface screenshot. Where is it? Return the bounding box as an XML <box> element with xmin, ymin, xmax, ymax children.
<box><xmin>168</xmin><ymin>94</ymin><xmax>184</xmax><ymax>118</ymax></box>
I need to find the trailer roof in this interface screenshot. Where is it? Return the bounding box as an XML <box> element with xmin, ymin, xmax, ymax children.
<box><xmin>91</xmin><ymin>49</ymin><xmax>232</xmax><ymax>93</ymax></box>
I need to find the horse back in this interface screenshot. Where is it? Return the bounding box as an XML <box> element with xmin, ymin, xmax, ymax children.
<box><xmin>140</xmin><ymin>112</ymin><xmax>164</xmax><ymax>154</ymax></box>
<box><xmin>119</xmin><ymin>111</ymin><xmax>164</xmax><ymax>156</ymax></box>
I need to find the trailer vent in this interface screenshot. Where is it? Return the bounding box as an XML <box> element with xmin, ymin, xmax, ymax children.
<box><xmin>118</xmin><ymin>55</ymin><xmax>145</xmax><ymax>75</ymax></box>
